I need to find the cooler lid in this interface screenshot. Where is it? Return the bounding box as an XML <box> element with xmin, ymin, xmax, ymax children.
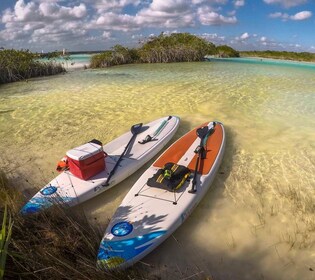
<box><xmin>66</xmin><ymin>142</ymin><xmax>103</xmax><ymax>161</ymax></box>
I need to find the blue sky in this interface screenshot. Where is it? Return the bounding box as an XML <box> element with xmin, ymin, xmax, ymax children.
<box><xmin>0</xmin><ymin>0</ymin><xmax>314</xmax><ymax>52</ymax></box>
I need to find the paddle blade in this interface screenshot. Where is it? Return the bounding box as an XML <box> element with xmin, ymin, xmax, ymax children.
<box><xmin>196</xmin><ymin>126</ymin><xmax>209</xmax><ymax>139</ymax></box>
<box><xmin>131</xmin><ymin>123</ymin><xmax>143</xmax><ymax>135</ymax></box>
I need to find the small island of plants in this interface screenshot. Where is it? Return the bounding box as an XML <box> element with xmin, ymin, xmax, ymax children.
<box><xmin>90</xmin><ymin>33</ymin><xmax>239</xmax><ymax>68</ymax></box>
<box><xmin>0</xmin><ymin>49</ymin><xmax>65</xmax><ymax>84</ymax></box>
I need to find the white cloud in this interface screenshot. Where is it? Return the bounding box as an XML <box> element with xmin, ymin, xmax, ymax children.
<box><xmin>192</xmin><ymin>0</ymin><xmax>228</xmax><ymax>4</ymax></box>
<box><xmin>96</xmin><ymin>13</ymin><xmax>138</xmax><ymax>31</ymax></box>
<box><xmin>260</xmin><ymin>36</ymin><xmax>267</xmax><ymax>42</ymax></box>
<box><xmin>290</xmin><ymin>11</ymin><xmax>312</xmax><ymax>20</ymax></box>
<box><xmin>269</xmin><ymin>12</ymin><xmax>287</xmax><ymax>19</ymax></box>
<box><xmin>95</xmin><ymin>1</ymin><xmax>195</xmax><ymax>32</ymax></box>
<box><xmin>2</xmin><ymin>0</ymin><xmax>87</xmax><ymax>24</ymax></box>
<box><xmin>88</xmin><ymin>0</ymin><xmax>141</xmax><ymax>13</ymax></box>
<box><xmin>200</xmin><ymin>32</ymin><xmax>226</xmax><ymax>43</ymax></box>
<box><xmin>102</xmin><ymin>31</ymin><xmax>112</xmax><ymax>39</ymax></box>
<box><xmin>234</xmin><ymin>0</ymin><xmax>245</xmax><ymax>8</ymax></box>
<box><xmin>198</xmin><ymin>6</ymin><xmax>237</xmax><ymax>25</ymax></box>
<box><xmin>39</xmin><ymin>3</ymin><xmax>87</xmax><ymax>19</ymax></box>
<box><xmin>240</xmin><ymin>32</ymin><xmax>249</xmax><ymax>40</ymax></box>
<box><xmin>0</xmin><ymin>0</ymin><xmax>89</xmax><ymax>48</ymax></box>
<box><xmin>269</xmin><ymin>10</ymin><xmax>312</xmax><ymax>21</ymax></box>
<box><xmin>150</xmin><ymin>0</ymin><xmax>190</xmax><ymax>13</ymax></box>
<box><xmin>14</xmin><ymin>0</ymin><xmax>37</xmax><ymax>21</ymax></box>
<box><xmin>263</xmin><ymin>0</ymin><xmax>308</xmax><ymax>8</ymax></box>
<box><xmin>136</xmin><ymin>0</ymin><xmax>194</xmax><ymax>28</ymax></box>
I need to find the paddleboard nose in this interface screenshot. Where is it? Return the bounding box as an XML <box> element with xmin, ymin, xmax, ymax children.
<box><xmin>20</xmin><ymin>197</ymin><xmax>54</xmax><ymax>214</ymax></box>
<box><xmin>97</xmin><ymin>230</ymin><xmax>167</xmax><ymax>270</ymax></box>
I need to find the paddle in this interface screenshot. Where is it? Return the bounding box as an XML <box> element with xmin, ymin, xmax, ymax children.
<box><xmin>104</xmin><ymin>123</ymin><xmax>143</xmax><ymax>186</ymax></box>
<box><xmin>138</xmin><ymin>116</ymin><xmax>172</xmax><ymax>144</ymax></box>
<box><xmin>188</xmin><ymin>122</ymin><xmax>216</xmax><ymax>193</ymax></box>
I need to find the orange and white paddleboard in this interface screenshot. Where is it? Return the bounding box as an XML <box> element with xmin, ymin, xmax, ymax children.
<box><xmin>97</xmin><ymin>121</ymin><xmax>226</xmax><ymax>269</ymax></box>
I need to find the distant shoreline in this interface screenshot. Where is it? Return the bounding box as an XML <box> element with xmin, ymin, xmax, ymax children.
<box><xmin>239</xmin><ymin>50</ymin><xmax>315</xmax><ymax>64</ymax></box>
<box><xmin>206</xmin><ymin>56</ymin><xmax>315</xmax><ymax>67</ymax></box>
<box><xmin>241</xmin><ymin>55</ymin><xmax>315</xmax><ymax>65</ymax></box>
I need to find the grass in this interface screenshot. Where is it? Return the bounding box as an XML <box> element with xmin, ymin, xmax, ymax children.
<box><xmin>0</xmin><ymin>205</ymin><xmax>13</xmax><ymax>279</ymax></box>
<box><xmin>0</xmin><ymin>171</ymin><xmax>148</xmax><ymax>280</ymax></box>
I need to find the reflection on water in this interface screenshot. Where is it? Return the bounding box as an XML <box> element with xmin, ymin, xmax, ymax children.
<box><xmin>0</xmin><ymin>60</ymin><xmax>314</xmax><ymax>279</ymax></box>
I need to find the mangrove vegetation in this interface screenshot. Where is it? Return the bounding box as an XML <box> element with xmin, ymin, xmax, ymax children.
<box><xmin>240</xmin><ymin>50</ymin><xmax>315</xmax><ymax>62</ymax></box>
<box><xmin>0</xmin><ymin>49</ymin><xmax>65</xmax><ymax>84</ymax></box>
<box><xmin>216</xmin><ymin>45</ymin><xmax>240</xmax><ymax>58</ymax></box>
<box><xmin>90</xmin><ymin>33</ymin><xmax>239</xmax><ymax>68</ymax></box>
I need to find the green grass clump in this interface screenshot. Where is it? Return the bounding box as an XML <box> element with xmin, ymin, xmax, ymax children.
<box><xmin>0</xmin><ymin>205</ymin><xmax>13</xmax><ymax>280</ymax></box>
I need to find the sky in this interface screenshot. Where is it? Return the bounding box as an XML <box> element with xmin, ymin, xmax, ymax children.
<box><xmin>0</xmin><ymin>0</ymin><xmax>314</xmax><ymax>52</ymax></box>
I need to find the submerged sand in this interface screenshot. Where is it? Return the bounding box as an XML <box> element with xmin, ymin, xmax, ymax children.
<box><xmin>0</xmin><ymin>61</ymin><xmax>314</xmax><ymax>279</ymax></box>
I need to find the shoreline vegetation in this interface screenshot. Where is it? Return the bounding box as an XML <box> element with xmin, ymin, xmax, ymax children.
<box><xmin>240</xmin><ymin>50</ymin><xmax>315</xmax><ymax>63</ymax></box>
<box><xmin>0</xmin><ymin>49</ymin><xmax>65</xmax><ymax>85</ymax></box>
<box><xmin>1</xmin><ymin>33</ymin><xmax>315</xmax><ymax>84</ymax></box>
<box><xmin>0</xmin><ymin>170</ymin><xmax>147</xmax><ymax>280</ymax></box>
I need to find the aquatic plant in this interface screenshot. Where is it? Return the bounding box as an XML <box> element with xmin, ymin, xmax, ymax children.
<box><xmin>0</xmin><ymin>49</ymin><xmax>65</xmax><ymax>84</ymax></box>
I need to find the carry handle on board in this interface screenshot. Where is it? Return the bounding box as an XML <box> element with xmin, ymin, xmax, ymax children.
<box><xmin>104</xmin><ymin>123</ymin><xmax>143</xmax><ymax>186</ymax></box>
<box><xmin>138</xmin><ymin>116</ymin><xmax>172</xmax><ymax>144</ymax></box>
<box><xmin>188</xmin><ymin>122</ymin><xmax>216</xmax><ymax>194</ymax></box>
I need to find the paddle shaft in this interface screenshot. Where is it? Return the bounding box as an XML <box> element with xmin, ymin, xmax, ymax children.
<box><xmin>189</xmin><ymin>122</ymin><xmax>216</xmax><ymax>193</ymax></box>
<box><xmin>105</xmin><ymin>125</ymin><xmax>142</xmax><ymax>186</ymax></box>
<box><xmin>189</xmin><ymin>139</ymin><xmax>204</xmax><ymax>193</ymax></box>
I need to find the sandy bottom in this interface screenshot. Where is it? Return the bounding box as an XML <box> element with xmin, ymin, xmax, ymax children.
<box><xmin>0</xmin><ymin>61</ymin><xmax>314</xmax><ymax>279</ymax></box>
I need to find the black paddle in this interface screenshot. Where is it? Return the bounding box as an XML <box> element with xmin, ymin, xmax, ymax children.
<box><xmin>188</xmin><ymin>122</ymin><xmax>216</xmax><ymax>193</ymax></box>
<box><xmin>104</xmin><ymin>123</ymin><xmax>143</xmax><ymax>186</ymax></box>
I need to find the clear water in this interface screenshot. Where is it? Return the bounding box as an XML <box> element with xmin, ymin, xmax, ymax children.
<box><xmin>0</xmin><ymin>60</ymin><xmax>314</xmax><ymax>279</ymax></box>
<box><xmin>39</xmin><ymin>53</ymin><xmax>92</xmax><ymax>68</ymax></box>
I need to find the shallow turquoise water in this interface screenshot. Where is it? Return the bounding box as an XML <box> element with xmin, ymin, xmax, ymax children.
<box><xmin>0</xmin><ymin>60</ymin><xmax>314</xmax><ymax>279</ymax></box>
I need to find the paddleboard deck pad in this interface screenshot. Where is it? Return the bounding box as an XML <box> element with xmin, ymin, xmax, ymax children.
<box><xmin>97</xmin><ymin>121</ymin><xmax>226</xmax><ymax>269</ymax></box>
<box><xmin>21</xmin><ymin>116</ymin><xmax>180</xmax><ymax>214</ymax></box>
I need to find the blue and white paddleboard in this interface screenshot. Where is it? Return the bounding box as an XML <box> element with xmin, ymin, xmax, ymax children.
<box><xmin>97</xmin><ymin>121</ymin><xmax>226</xmax><ymax>269</ymax></box>
<box><xmin>21</xmin><ymin>116</ymin><xmax>180</xmax><ymax>214</ymax></box>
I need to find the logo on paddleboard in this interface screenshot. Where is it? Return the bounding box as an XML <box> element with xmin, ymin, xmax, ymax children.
<box><xmin>111</xmin><ymin>222</ymin><xmax>133</xmax><ymax>237</ymax></box>
<box><xmin>40</xmin><ymin>185</ymin><xmax>57</xmax><ymax>196</ymax></box>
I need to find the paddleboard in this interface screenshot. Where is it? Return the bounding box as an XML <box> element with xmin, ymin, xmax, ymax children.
<box><xmin>97</xmin><ymin>121</ymin><xmax>226</xmax><ymax>269</ymax></box>
<box><xmin>21</xmin><ymin>116</ymin><xmax>180</xmax><ymax>214</ymax></box>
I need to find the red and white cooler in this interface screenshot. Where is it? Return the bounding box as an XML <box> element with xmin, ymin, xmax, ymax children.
<box><xmin>66</xmin><ymin>142</ymin><xmax>105</xmax><ymax>180</ymax></box>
